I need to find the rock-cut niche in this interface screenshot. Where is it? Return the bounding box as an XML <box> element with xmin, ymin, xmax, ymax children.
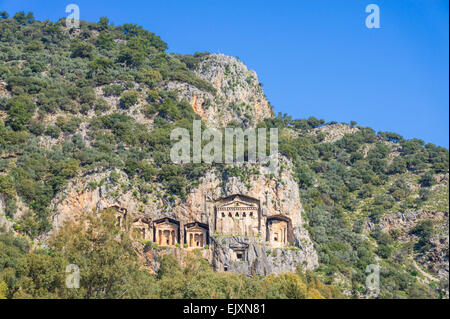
<box><xmin>266</xmin><ymin>215</ymin><xmax>293</xmax><ymax>248</ymax></box>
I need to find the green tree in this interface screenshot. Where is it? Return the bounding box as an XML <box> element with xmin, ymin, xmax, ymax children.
<box><xmin>419</xmin><ymin>172</ymin><xmax>435</xmax><ymax>187</ymax></box>
<box><xmin>96</xmin><ymin>31</ymin><xmax>115</xmax><ymax>50</ymax></box>
<box><xmin>0</xmin><ymin>281</ymin><xmax>7</xmax><ymax>299</ymax></box>
<box><xmin>70</xmin><ymin>40</ymin><xmax>95</xmax><ymax>59</ymax></box>
<box><xmin>13</xmin><ymin>11</ymin><xmax>27</xmax><ymax>25</ymax></box>
<box><xmin>98</xmin><ymin>16</ymin><xmax>109</xmax><ymax>30</ymax></box>
<box><xmin>263</xmin><ymin>273</ymin><xmax>308</xmax><ymax>299</ymax></box>
<box><xmin>6</xmin><ymin>96</ymin><xmax>35</xmax><ymax>131</ymax></box>
<box><xmin>120</xmin><ymin>90</ymin><xmax>139</xmax><ymax>109</ymax></box>
<box><xmin>50</xmin><ymin>208</ymin><xmax>157</xmax><ymax>298</ymax></box>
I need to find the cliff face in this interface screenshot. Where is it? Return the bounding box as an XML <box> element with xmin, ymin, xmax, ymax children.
<box><xmin>372</xmin><ymin>208</ymin><xmax>449</xmax><ymax>281</ymax></box>
<box><xmin>164</xmin><ymin>54</ymin><xmax>274</xmax><ymax>128</ymax></box>
<box><xmin>48</xmin><ymin>156</ymin><xmax>318</xmax><ymax>275</ymax></box>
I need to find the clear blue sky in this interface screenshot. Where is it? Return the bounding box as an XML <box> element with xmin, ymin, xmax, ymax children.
<box><xmin>1</xmin><ymin>0</ymin><xmax>449</xmax><ymax>147</ymax></box>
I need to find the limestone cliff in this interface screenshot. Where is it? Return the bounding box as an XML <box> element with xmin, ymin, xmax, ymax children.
<box><xmin>47</xmin><ymin>156</ymin><xmax>318</xmax><ymax>275</ymax></box>
<box><xmin>164</xmin><ymin>54</ymin><xmax>274</xmax><ymax>127</ymax></box>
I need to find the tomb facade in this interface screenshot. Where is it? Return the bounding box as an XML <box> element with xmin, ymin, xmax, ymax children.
<box><xmin>153</xmin><ymin>217</ymin><xmax>180</xmax><ymax>247</ymax></box>
<box><xmin>230</xmin><ymin>243</ymin><xmax>249</xmax><ymax>262</ymax></box>
<box><xmin>111</xmin><ymin>195</ymin><xmax>294</xmax><ymax>253</ymax></box>
<box><xmin>185</xmin><ymin>222</ymin><xmax>208</xmax><ymax>248</ymax></box>
<box><xmin>131</xmin><ymin>217</ymin><xmax>152</xmax><ymax>241</ymax></box>
<box><xmin>110</xmin><ymin>205</ymin><xmax>152</xmax><ymax>241</ymax></box>
<box><xmin>214</xmin><ymin>195</ymin><xmax>260</xmax><ymax>237</ymax></box>
<box><xmin>266</xmin><ymin>215</ymin><xmax>292</xmax><ymax>248</ymax></box>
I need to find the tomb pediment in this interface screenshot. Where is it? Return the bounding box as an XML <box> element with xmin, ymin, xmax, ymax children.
<box><xmin>217</xmin><ymin>196</ymin><xmax>258</xmax><ymax>211</ymax></box>
<box><xmin>154</xmin><ymin>217</ymin><xmax>179</xmax><ymax>226</ymax></box>
<box><xmin>216</xmin><ymin>194</ymin><xmax>258</xmax><ymax>204</ymax></box>
<box><xmin>187</xmin><ymin>225</ymin><xmax>206</xmax><ymax>232</ymax></box>
<box><xmin>219</xmin><ymin>201</ymin><xmax>256</xmax><ymax>208</ymax></box>
<box><xmin>185</xmin><ymin>221</ymin><xmax>208</xmax><ymax>232</ymax></box>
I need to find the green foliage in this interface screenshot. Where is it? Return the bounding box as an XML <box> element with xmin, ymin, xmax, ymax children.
<box><xmin>102</xmin><ymin>84</ymin><xmax>124</xmax><ymax>97</ymax></box>
<box><xmin>0</xmin><ymin>11</ymin><xmax>9</xmax><ymax>19</ymax></box>
<box><xmin>49</xmin><ymin>209</ymin><xmax>157</xmax><ymax>298</ymax></box>
<box><xmin>419</xmin><ymin>172</ymin><xmax>435</xmax><ymax>187</ymax></box>
<box><xmin>411</xmin><ymin>220</ymin><xmax>434</xmax><ymax>252</ymax></box>
<box><xmin>94</xmin><ymin>98</ymin><xmax>110</xmax><ymax>112</ymax></box>
<box><xmin>119</xmin><ymin>90</ymin><xmax>139</xmax><ymax>109</ymax></box>
<box><xmin>96</xmin><ymin>31</ymin><xmax>115</xmax><ymax>50</ymax></box>
<box><xmin>0</xmin><ymin>210</ymin><xmax>157</xmax><ymax>298</ymax></box>
<box><xmin>155</xmin><ymin>252</ymin><xmax>337</xmax><ymax>299</ymax></box>
<box><xmin>56</xmin><ymin>116</ymin><xmax>82</xmax><ymax>133</ymax></box>
<box><xmin>0</xmin><ymin>175</ymin><xmax>15</xmax><ymax>198</ymax></box>
<box><xmin>45</xmin><ymin>125</ymin><xmax>61</xmax><ymax>138</ymax></box>
<box><xmin>0</xmin><ymin>214</ymin><xmax>339</xmax><ymax>299</ymax></box>
<box><xmin>12</xmin><ymin>11</ymin><xmax>34</xmax><ymax>25</ymax></box>
<box><xmin>70</xmin><ymin>40</ymin><xmax>95</xmax><ymax>59</ymax></box>
<box><xmin>0</xmin><ymin>280</ymin><xmax>7</xmax><ymax>299</ymax></box>
<box><xmin>5</xmin><ymin>95</ymin><xmax>35</xmax><ymax>131</ymax></box>
<box><xmin>98</xmin><ymin>17</ymin><xmax>110</xmax><ymax>31</ymax></box>
<box><xmin>262</xmin><ymin>273</ymin><xmax>307</xmax><ymax>298</ymax></box>
<box><xmin>136</xmin><ymin>69</ymin><xmax>162</xmax><ymax>88</ymax></box>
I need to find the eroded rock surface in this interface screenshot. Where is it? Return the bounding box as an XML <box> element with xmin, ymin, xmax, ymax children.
<box><xmin>48</xmin><ymin>157</ymin><xmax>318</xmax><ymax>275</ymax></box>
<box><xmin>164</xmin><ymin>54</ymin><xmax>273</xmax><ymax>128</ymax></box>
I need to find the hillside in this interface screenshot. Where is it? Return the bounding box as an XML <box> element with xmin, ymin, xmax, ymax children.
<box><xmin>0</xmin><ymin>13</ymin><xmax>448</xmax><ymax>299</ymax></box>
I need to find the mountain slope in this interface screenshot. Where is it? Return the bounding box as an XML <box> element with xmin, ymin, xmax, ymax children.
<box><xmin>0</xmin><ymin>13</ymin><xmax>448</xmax><ymax>299</ymax></box>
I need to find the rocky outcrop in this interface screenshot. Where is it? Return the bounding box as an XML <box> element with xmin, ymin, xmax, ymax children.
<box><xmin>47</xmin><ymin>157</ymin><xmax>318</xmax><ymax>276</ymax></box>
<box><xmin>211</xmin><ymin>236</ymin><xmax>316</xmax><ymax>276</ymax></box>
<box><xmin>308</xmin><ymin>123</ymin><xmax>359</xmax><ymax>144</ymax></box>
<box><xmin>370</xmin><ymin>209</ymin><xmax>449</xmax><ymax>282</ymax></box>
<box><xmin>419</xmin><ymin>230</ymin><xmax>449</xmax><ymax>281</ymax></box>
<box><xmin>35</xmin><ymin>52</ymin><xmax>315</xmax><ymax>276</ymax></box>
<box><xmin>376</xmin><ymin>210</ymin><xmax>448</xmax><ymax>234</ymax></box>
<box><xmin>48</xmin><ymin>168</ymin><xmax>156</xmax><ymax>230</ymax></box>
<box><xmin>164</xmin><ymin>54</ymin><xmax>273</xmax><ymax>127</ymax></box>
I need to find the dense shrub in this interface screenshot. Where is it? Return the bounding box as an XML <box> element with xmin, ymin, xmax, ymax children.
<box><xmin>119</xmin><ymin>90</ymin><xmax>139</xmax><ymax>109</ymax></box>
